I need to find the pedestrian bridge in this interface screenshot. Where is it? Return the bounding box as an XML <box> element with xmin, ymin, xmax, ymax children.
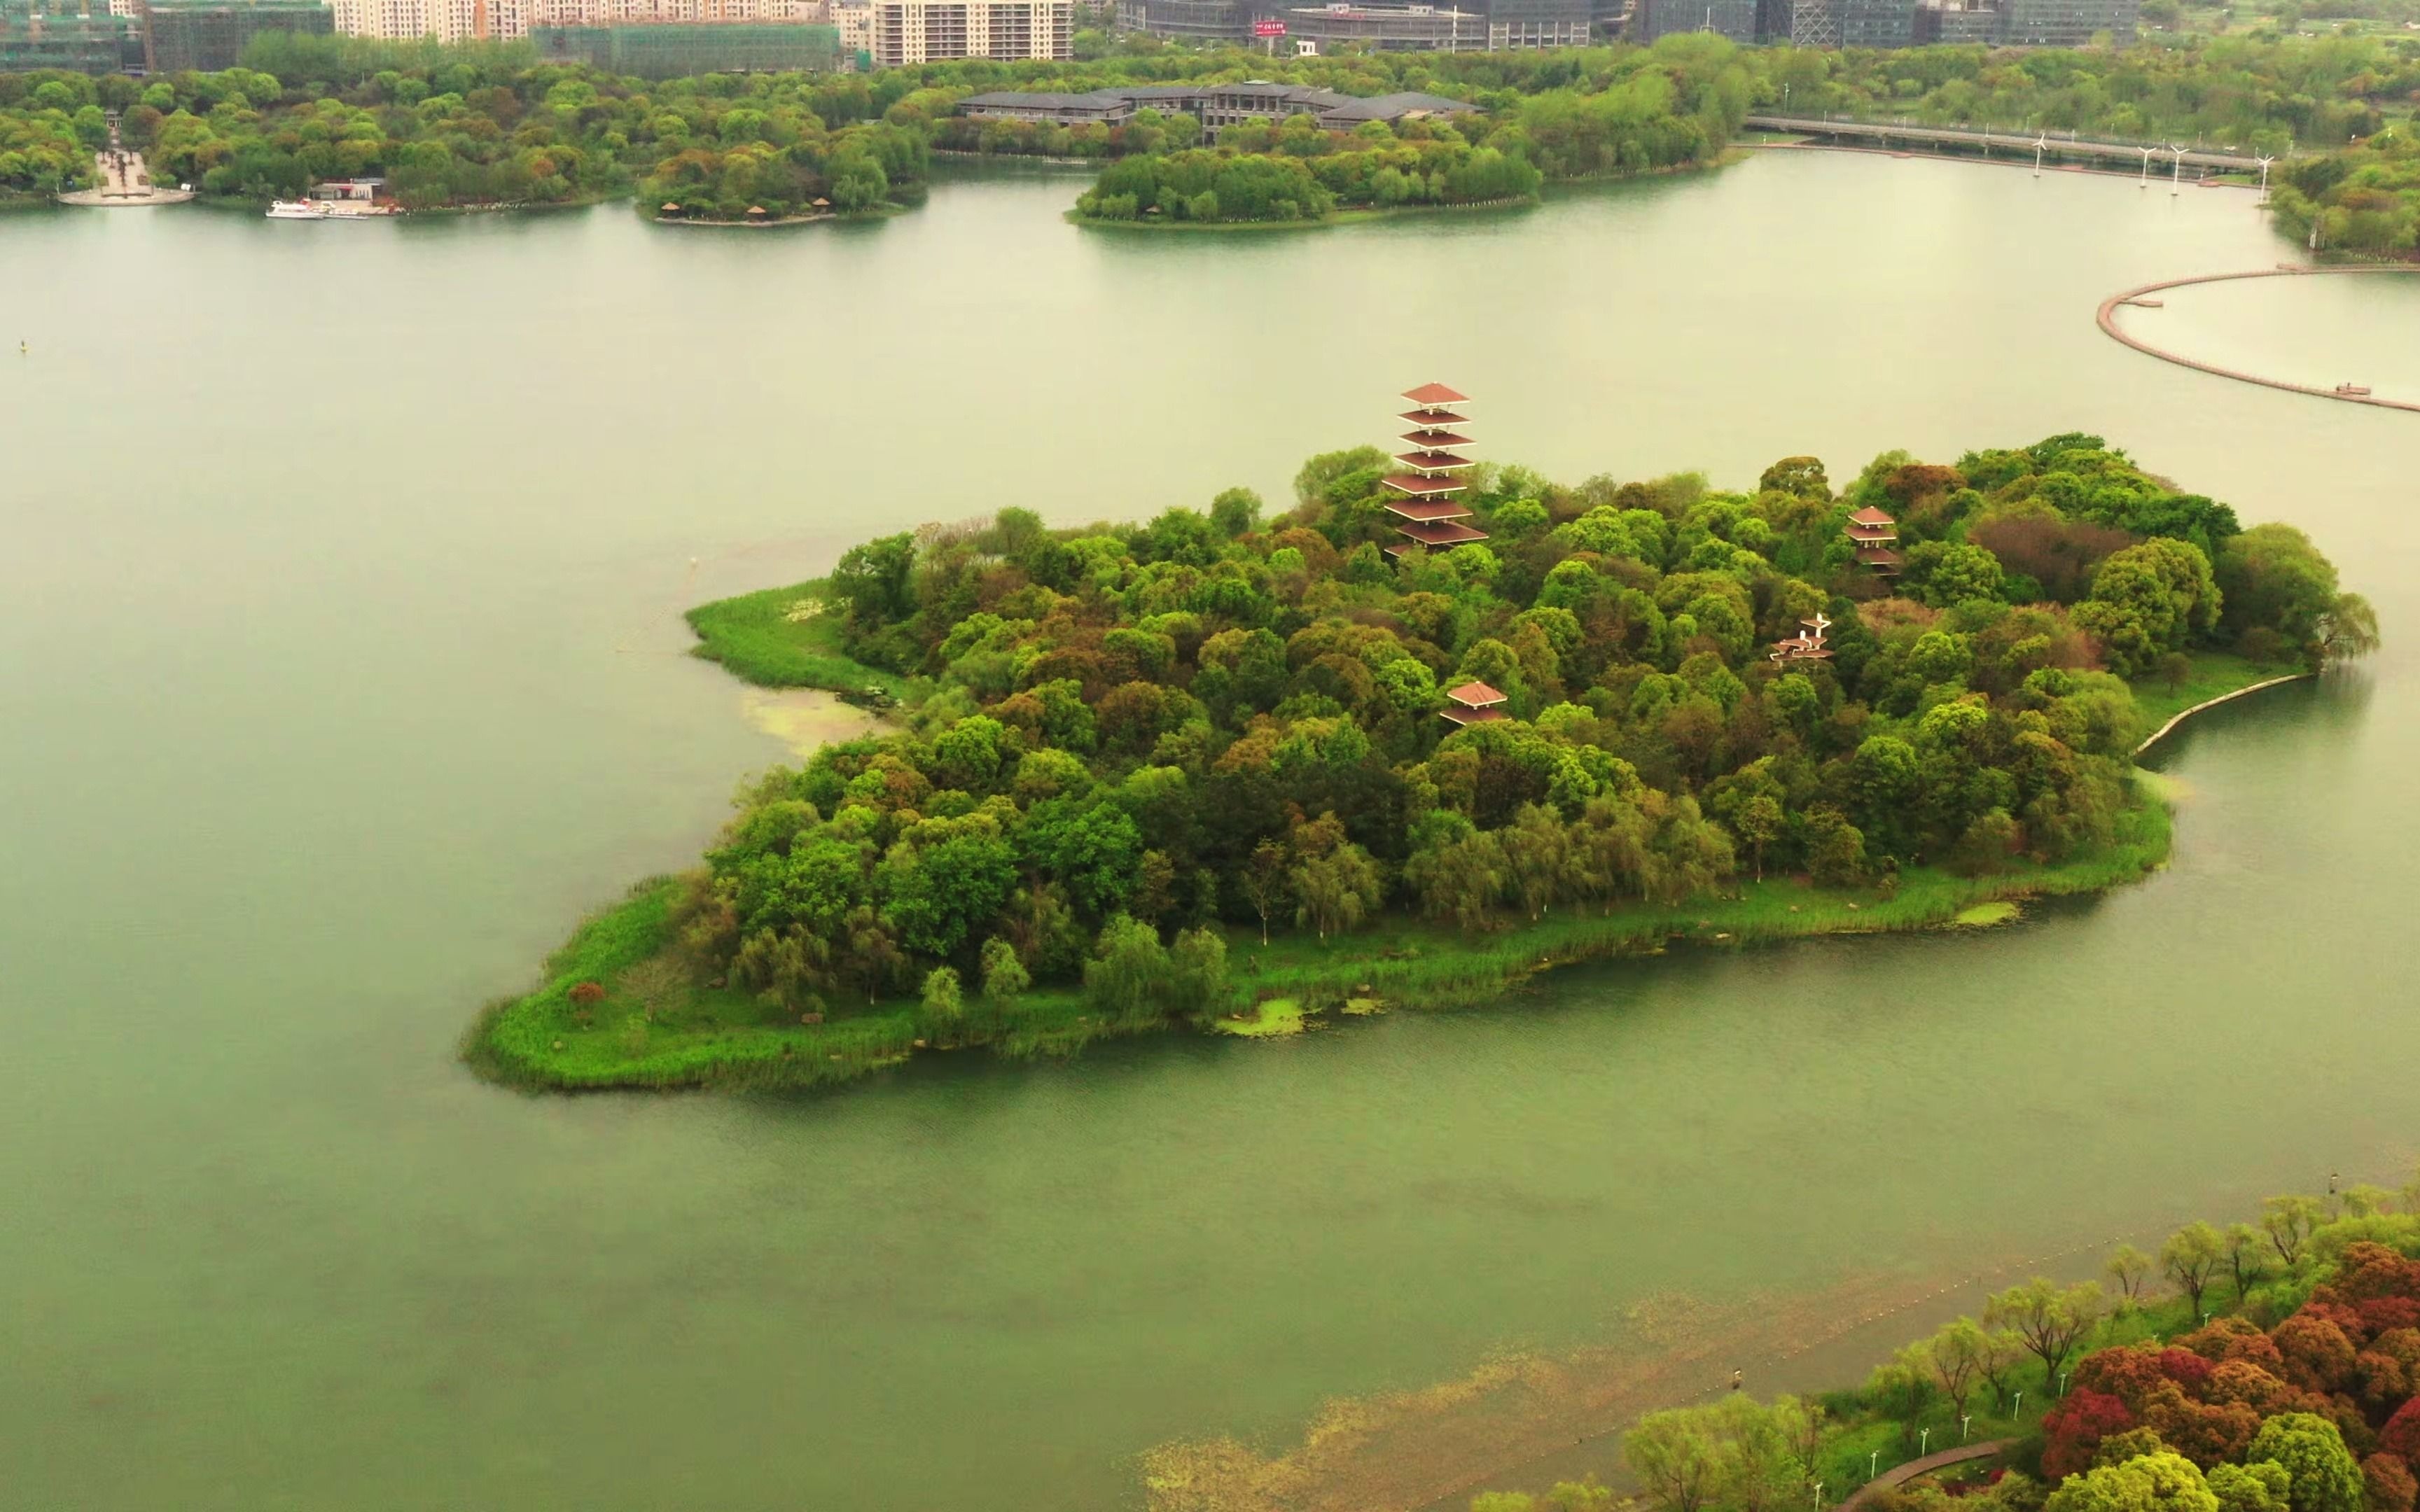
<box><xmin>1746</xmin><ymin>115</ymin><xmax>2269</xmax><ymax>173</ymax></box>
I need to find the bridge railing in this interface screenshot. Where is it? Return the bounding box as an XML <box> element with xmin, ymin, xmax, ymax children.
<box><xmin>1744</xmin><ymin>113</ymin><xmax>2284</xmax><ymax>160</ymax></box>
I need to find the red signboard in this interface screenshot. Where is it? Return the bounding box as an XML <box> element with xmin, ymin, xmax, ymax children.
<box><xmin>1252</xmin><ymin>18</ymin><xmax>1287</xmax><ymax>34</ymax></box>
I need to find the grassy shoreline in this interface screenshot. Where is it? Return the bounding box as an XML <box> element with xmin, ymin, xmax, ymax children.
<box><xmin>679</xmin><ymin>578</ymin><xmax>910</xmax><ymax>699</ymax></box>
<box><xmin>463</xmin><ymin>598</ymin><xmax>2301</xmax><ymax>1096</ymax></box>
<box><xmin>1061</xmin><ymin>150</ymin><xmax>1747</xmax><ymax>233</ymax></box>
<box><xmin>466</xmin><ymin>784</ymin><xmax>2174</xmax><ymax>1094</ymax></box>
<box><xmin>1066</xmin><ymin>194</ymin><xmax>1541</xmax><ymax>232</ymax></box>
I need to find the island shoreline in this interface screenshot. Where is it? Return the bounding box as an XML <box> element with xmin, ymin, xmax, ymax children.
<box><xmin>466</xmin><ymin>662</ymin><xmax>2283</xmax><ymax>1095</ymax></box>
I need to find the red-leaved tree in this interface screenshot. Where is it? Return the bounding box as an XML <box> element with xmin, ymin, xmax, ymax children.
<box><xmin>2043</xmin><ymin>1390</ymin><xmax>2137</xmax><ymax>1480</ymax></box>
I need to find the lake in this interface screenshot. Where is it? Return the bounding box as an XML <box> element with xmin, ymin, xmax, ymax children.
<box><xmin>2</xmin><ymin>150</ymin><xmax>2414</xmax><ymax>1511</ymax></box>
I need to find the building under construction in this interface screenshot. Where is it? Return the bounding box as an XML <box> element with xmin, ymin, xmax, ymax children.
<box><xmin>0</xmin><ymin>0</ymin><xmax>142</xmax><ymax>72</ymax></box>
<box><xmin>531</xmin><ymin>20</ymin><xmax>840</xmax><ymax>74</ymax></box>
<box><xmin>144</xmin><ymin>0</ymin><xmax>332</xmax><ymax>73</ymax></box>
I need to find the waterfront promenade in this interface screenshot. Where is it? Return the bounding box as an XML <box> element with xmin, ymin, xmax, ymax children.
<box><xmin>57</xmin><ymin>148</ymin><xmax>193</xmax><ymax>207</ymax></box>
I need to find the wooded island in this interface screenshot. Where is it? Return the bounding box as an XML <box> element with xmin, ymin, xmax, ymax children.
<box><xmin>467</xmin><ymin>426</ymin><xmax>2372</xmax><ymax>1091</ymax></box>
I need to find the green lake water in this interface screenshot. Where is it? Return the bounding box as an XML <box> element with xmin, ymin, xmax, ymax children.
<box><xmin>2</xmin><ymin>152</ymin><xmax>2414</xmax><ymax>1510</ymax></box>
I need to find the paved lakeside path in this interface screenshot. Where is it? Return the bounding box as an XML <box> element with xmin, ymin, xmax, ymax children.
<box><xmin>1840</xmin><ymin>1440</ymin><xmax>2015</xmax><ymax>1510</ymax></box>
<box><xmin>57</xmin><ymin>148</ymin><xmax>192</xmax><ymax>207</ymax></box>
<box><xmin>2135</xmin><ymin>674</ymin><xmax>2315</xmax><ymax>758</ymax></box>
<box><xmin>2096</xmin><ymin>267</ymin><xmax>2420</xmax><ymax>414</ymax></box>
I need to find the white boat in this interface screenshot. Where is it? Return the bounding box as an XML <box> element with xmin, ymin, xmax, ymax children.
<box><xmin>266</xmin><ymin>200</ymin><xmax>330</xmax><ymax>220</ymax></box>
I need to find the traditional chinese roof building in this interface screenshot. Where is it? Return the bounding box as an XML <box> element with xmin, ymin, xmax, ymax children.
<box><xmin>1441</xmin><ymin>680</ymin><xmax>1508</xmax><ymax>726</ymax></box>
<box><xmin>1847</xmin><ymin>504</ymin><xmax>1901</xmax><ymax>578</ymax></box>
<box><xmin>1384</xmin><ymin>384</ymin><xmax>1488</xmax><ymax>558</ymax></box>
<box><xmin>1769</xmin><ymin>612</ymin><xmax>1835</xmax><ymax>664</ymax></box>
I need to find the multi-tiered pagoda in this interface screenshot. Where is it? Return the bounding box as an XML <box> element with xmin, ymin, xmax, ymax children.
<box><xmin>1847</xmin><ymin>505</ymin><xmax>1901</xmax><ymax>578</ymax></box>
<box><xmin>1384</xmin><ymin>383</ymin><xmax>1488</xmax><ymax>558</ymax></box>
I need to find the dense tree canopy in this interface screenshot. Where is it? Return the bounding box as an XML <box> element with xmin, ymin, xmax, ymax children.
<box><xmin>662</xmin><ymin>433</ymin><xmax>2363</xmax><ymax>1021</ymax></box>
<box><xmin>2268</xmin><ymin>128</ymin><xmax>2420</xmax><ymax>258</ymax></box>
<box><xmin>1746</xmin><ymin>34</ymin><xmax>2420</xmax><ymax>152</ymax></box>
<box><xmin>1595</xmin><ymin>1199</ymin><xmax>2420</xmax><ymax>1512</ymax></box>
<box><xmin>0</xmin><ymin>46</ymin><xmax>927</xmax><ymax>214</ymax></box>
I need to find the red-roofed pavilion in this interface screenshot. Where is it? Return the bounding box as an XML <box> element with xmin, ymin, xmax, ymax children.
<box><xmin>1442</xmin><ymin>680</ymin><xmax>1508</xmax><ymax>726</ymax></box>
<box><xmin>1384</xmin><ymin>384</ymin><xmax>1486</xmax><ymax>559</ymax></box>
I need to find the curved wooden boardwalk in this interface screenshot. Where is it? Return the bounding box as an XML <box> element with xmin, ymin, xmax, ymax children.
<box><xmin>2096</xmin><ymin>267</ymin><xmax>2420</xmax><ymax>413</ymax></box>
<box><xmin>1839</xmin><ymin>1440</ymin><xmax>2014</xmax><ymax>1511</ymax></box>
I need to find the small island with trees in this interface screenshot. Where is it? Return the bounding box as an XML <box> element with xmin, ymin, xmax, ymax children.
<box><xmin>466</xmin><ymin>419</ymin><xmax>2373</xmax><ymax>1093</ymax></box>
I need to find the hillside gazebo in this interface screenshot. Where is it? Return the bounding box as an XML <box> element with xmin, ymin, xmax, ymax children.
<box><xmin>1847</xmin><ymin>505</ymin><xmax>1901</xmax><ymax>578</ymax></box>
<box><xmin>1441</xmin><ymin>680</ymin><xmax>1509</xmax><ymax>726</ymax></box>
<box><xmin>1769</xmin><ymin>612</ymin><xmax>1835</xmax><ymax>664</ymax></box>
<box><xmin>1384</xmin><ymin>383</ymin><xmax>1487</xmax><ymax>558</ymax></box>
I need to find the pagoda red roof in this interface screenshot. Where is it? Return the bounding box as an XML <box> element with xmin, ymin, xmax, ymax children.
<box><xmin>1393</xmin><ymin>519</ymin><xmax>1489</xmax><ymax>548</ymax></box>
<box><xmin>1384</xmin><ymin>498</ymin><xmax>1476</xmax><ymax>522</ymax></box>
<box><xmin>1394</xmin><ymin>450</ymin><xmax>1470</xmax><ymax>472</ymax></box>
<box><xmin>1383</xmin><ymin>473</ymin><xmax>1468</xmax><ymax>496</ymax></box>
<box><xmin>1445</xmin><ymin>680</ymin><xmax>1508</xmax><ymax>708</ymax></box>
<box><xmin>1847</xmin><ymin>522</ymin><xmax>1896</xmax><ymax>541</ymax></box>
<box><xmin>1403</xmin><ymin>382</ymin><xmax>1469</xmax><ymax>405</ymax></box>
<box><xmin>1400</xmin><ymin>428</ymin><xmax>1474</xmax><ymax>448</ymax></box>
<box><xmin>1398</xmin><ymin>407</ymin><xmax>1467</xmax><ymax>426</ymax></box>
<box><xmin>1858</xmin><ymin>547</ymin><xmax>1903</xmax><ymax>568</ymax></box>
<box><xmin>1847</xmin><ymin>506</ymin><xmax>1896</xmax><ymax>526</ymax></box>
<box><xmin>1440</xmin><ymin>705</ymin><xmax>1508</xmax><ymax>726</ymax></box>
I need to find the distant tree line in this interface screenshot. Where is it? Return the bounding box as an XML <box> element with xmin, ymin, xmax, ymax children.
<box><xmin>1748</xmin><ymin>34</ymin><xmax>2420</xmax><ymax>153</ymax></box>
<box><xmin>2268</xmin><ymin>130</ymin><xmax>2419</xmax><ymax>256</ymax></box>
<box><xmin>6</xmin><ymin>31</ymin><xmax>2409</xmax><ymax>229</ymax></box>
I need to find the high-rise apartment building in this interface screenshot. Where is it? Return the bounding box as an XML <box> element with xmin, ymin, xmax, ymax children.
<box><xmin>1832</xmin><ymin>0</ymin><xmax>1909</xmax><ymax>44</ymax></box>
<box><xmin>532</xmin><ymin>18</ymin><xmax>836</xmax><ymax>69</ymax></box>
<box><xmin>1110</xmin><ymin>0</ymin><xmax>1244</xmax><ymax>39</ymax></box>
<box><xmin>328</xmin><ymin>0</ymin><xmax>509</xmax><ymax>41</ymax></box>
<box><xmin>1632</xmin><ymin>0</ymin><xmax>1751</xmax><ymax>41</ymax></box>
<box><xmin>1994</xmin><ymin>0</ymin><xmax>2132</xmax><ymax>43</ymax></box>
<box><xmin>332</xmin><ymin>0</ymin><xmax>827</xmax><ymax>43</ymax></box>
<box><xmin>1909</xmin><ymin>0</ymin><xmax>1993</xmax><ymax>38</ymax></box>
<box><xmin>1483</xmin><ymin>0</ymin><xmax>1587</xmax><ymax>48</ymax></box>
<box><xmin>872</xmin><ymin>0</ymin><xmax>1068</xmax><ymax>63</ymax></box>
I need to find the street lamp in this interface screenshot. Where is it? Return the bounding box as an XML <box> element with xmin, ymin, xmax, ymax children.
<box><xmin>2033</xmin><ymin>132</ymin><xmax>2049</xmax><ymax>176</ymax></box>
<box><xmin>1872</xmin><ymin>1450</ymin><xmax>1881</xmax><ymax>1480</ymax></box>
<box><xmin>1963</xmin><ymin>1415</ymin><xmax>1973</xmax><ymax>1443</ymax></box>
<box><xmin>2257</xmin><ymin>153</ymin><xmax>2274</xmax><ymax>202</ymax></box>
<box><xmin>2014</xmin><ymin>1390</ymin><xmax>2025</xmax><ymax>1419</ymax></box>
<box><xmin>2060</xmin><ymin>1371</ymin><xmax>2071</xmax><ymax>1397</ymax></box>
<box><xmin>1921</xmin><ymin>1428</ymin><xmax>1933</xmax><ymax>1454</ymax></box>
<box><xmin>2171</xmin><ymin>144</ymin><xmax>2186</xmax><ymax>196</ymax></box>
<box><xmin>2139</xmin><ymin>144</ymin><xmax>2157</xmax><ymax>187</ymax></box>
<box><xmin>1815</xmin><ymin>1483</ymin><xmax>1826</xmax><ymax>1511</ymax></box>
